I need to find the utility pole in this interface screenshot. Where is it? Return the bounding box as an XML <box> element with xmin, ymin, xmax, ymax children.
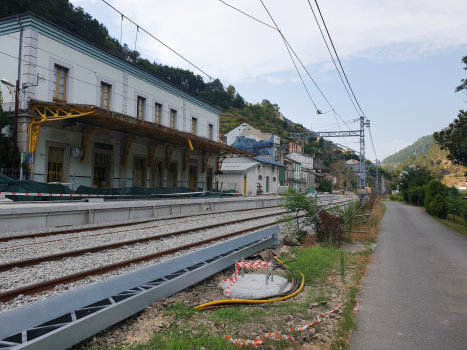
<box><xmin>375</xmin><ymin>160</ymin><xmax>379</xmax><ymax>196</ymax></box>
<box><xmin>12</xmin><ymin>16</ymin><xmax>23</xmax><ymax>171</ymax></box>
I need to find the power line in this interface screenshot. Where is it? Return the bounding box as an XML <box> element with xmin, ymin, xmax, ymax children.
<box><xmin>312</xmin><ymin>0</ymin><xmax>378</xmax><ymax>160</ymax></box>
<box><xmin>101</xmin><ymin>0</ymin><xmax>213</xmax><ymax>81</ymax></box>
<box><xmin>221</xmin><ymin>0</ymin><xmax>350</xmax><ymax>146</ymax></box>
<box><xmin>306</xmin><ymin>0</ymin><xmax>360</xmax><ymax>116</ymax></box>
<box><xmin>258</xmin><ymin>0</ymin><xmax>318</xmax><ymax>110</ymax></box>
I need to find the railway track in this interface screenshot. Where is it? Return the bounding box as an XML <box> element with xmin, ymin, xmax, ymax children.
<box><xmin>0</xmin><ymin>198</ymin><xmax>354</xmax><ymax>307</ymax></box>
<box><xmin>0</xmin><ymin>209</ymin><xmax>288</xmax><ymax>270</ymax></box>
<box><xmin>0</xmin><ymin>205</ymin><xmax>281</xmax><ymax>242</ymax></box>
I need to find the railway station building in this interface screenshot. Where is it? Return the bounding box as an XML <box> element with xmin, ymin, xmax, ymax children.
<box><xmin>0</xmin><ymin>12</ymin><xmax>251</xmax><ymax>191</ymax></box>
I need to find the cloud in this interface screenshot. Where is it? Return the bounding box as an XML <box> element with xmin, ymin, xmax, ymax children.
<box><xmin>84</xmin><ymin>0</ymin><xmax>467</xmax><ymax>84</ymax></box>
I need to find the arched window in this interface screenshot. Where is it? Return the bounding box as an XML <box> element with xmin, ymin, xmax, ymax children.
<box><xmin>258</xmin><ymin>175</ymin><xmax>262</xmax><ymax>181</ymax></box>
<box><xmin>273</xmin><ymin>177</ymin><xmax>276</xmax><ymax>182</ymax></box>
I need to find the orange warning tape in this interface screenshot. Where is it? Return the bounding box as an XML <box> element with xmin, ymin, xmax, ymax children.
<box><xmin>224</xmin><ymin>260</ymin><xmax>273</xmax><ymax>298</ymax></box>
<box><xmin>224</xmin><ymin>299</ymin><xmax>360</xmax><ymax>347</ymax></box>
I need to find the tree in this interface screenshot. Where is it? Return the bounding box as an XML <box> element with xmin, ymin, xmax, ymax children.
<box><xmin>399</xmin><ymin>166</ymin><xmax>434</xmax><ymax>203</ymax></box>
<box><xmin>425</xmin><ymin>180</ymin><xmax>446</xmax><ymax>213</ymax></box>
<box><xmin>455</xmin><ymin>55</ymin><xmax>467</xmax><ymax>95</ymax></box>
<box><xmin>317</xmin><ymin>179</ymin><xmax>333</xmax><ymax>193</ymax></box>
<box><xmin>446</xmin><ymin>194</ymin><xmax>464</xmax><ymax>224</ymax></box>
<box><xmin>279</xmin><ymin>189</ymin><xmax>316</xmax><ymax>243</ymax></box>
<box><xmin>0</xmin><ymin>88</ymin><xmax>14</xmax><ymax>168</ymax></box>
<box><xmin>433</xmin><ymin>110</ymin><xmax>467</xmax><ymax>166</ymax></box>
<box><xmin>428</xmin><ymin>194</ymin><xmax>448</xmax><ymax>219</ymax></box>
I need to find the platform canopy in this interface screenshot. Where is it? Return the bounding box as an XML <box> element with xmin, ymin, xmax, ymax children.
<box><xmin>27</xmin><ymin>100</ymin><xmax>255</xmax><ymax>172</ymax></box>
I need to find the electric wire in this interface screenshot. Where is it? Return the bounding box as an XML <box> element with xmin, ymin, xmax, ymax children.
<box><xmin>306</xmin><ymin>0</ymin><xmax>360</xmax><ymax>116</ymax></box>
<box><xmin>101</xmin><ymin>0</ymin><xmax>213</xmax><ymax>81</ymax></box>
<box><xmin>258</xmin><ymin>0</ymin><xmax>318</xmax><ymax>110</ymax></box>
<box><xmin>219</xmin><ymin>0</ymin><xmax>352</xmax><ymax>148</ymax></box>
<box><xmin>312</xmin><ymin>0</ymin><xmax>379</xmax><ymax>159</ymax></box>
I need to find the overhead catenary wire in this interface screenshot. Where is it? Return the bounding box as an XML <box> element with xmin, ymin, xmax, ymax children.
<box><xmin>258</xmin><ymin>0</ymin><xmax>318</xmax><ymax>110</ymax></box>
<box><xmin>100</xmin><ymin>0</ymin><xmax>214</xmax><ymax>81</ymax></box>
<box><xmin>311</xmin><ymin>0</ymin><xmax>378</xmax><ymax>160</ymax></box>
<box><xmin>259</xmin><ymin>0</ymin><xmax>350</xmax><ymax>147</ymax></box>
<box><xmin>219</xmin><ymin>0</ymin><xmax>352</xmax><ymax>148</ymax></box>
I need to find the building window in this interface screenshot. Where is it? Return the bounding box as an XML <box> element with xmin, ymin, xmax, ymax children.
<box><xmin>53</xmin><ymin>65</ymin><xmax>68</xmax><ymax>102</ymax></box>
<box><xmin>258</xmin><ymin>175</ymin><xmax>262</xmax><ymax>181</ymax></box>
<box><xmin>100</xmin><ymin>83</ymin><xmax>111</xmax><ymax>109</ymax></box>
<box><xmin>47</xmin><ymin>146</ymin><xmax>64</xmax><ymax>182</ymax></box>
<box><xmin>209</xmin><ymin>124</ymin><xmax>213</xmax><ymax>140</ymax></box>
<box><xmin>273</xmin><ymin>177</ymin><xmax>276</xmax><ymax>182</ymax></box>
<box><xmin>93</xmin><ymin>153</ymin><xmax>111</xmax><ymax>189</ymax></box>
<box><xmin>150</xmin><ymin>160</ymin><xmax>163</xmax><ymax>188</ymax></box>
<box><xmin>155</xmin><ymin>103</ymin><xmax>162</xmax><ymax>124</ymax></box>
<box><xmin>137</xmin><ymin>96</ymin><xmax>145</xmax><ymax>120</ymax></box>
<box><xmin>192</xmin><ymin>117</ymin><xmax>197</xmax><ymax>135</ymax></box>
<box><xmin>170</xmin><ymin>109</ymin><xmax>177</xmax><ymax>128</ymax></box>
<box><xmin>133</xmin><ymin>157</ymin><xmax>147</xmax><ymax>188</ymax></box>
<box><xmin>168</xmin><ymin>163</ymin><xmax>178</xmax><ymax>187</ymax></box>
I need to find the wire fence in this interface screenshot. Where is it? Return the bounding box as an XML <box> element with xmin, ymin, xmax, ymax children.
<box><xmin>1</xmin><ymin>168</ymin><xmax>31</xmax><ymax>181</ymax></box>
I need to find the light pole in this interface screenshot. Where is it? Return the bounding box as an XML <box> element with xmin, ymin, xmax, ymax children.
<box><xmin>1</xmin><ymin>79</ymin><xmax>19</xmax><ymax>170</ymax></box>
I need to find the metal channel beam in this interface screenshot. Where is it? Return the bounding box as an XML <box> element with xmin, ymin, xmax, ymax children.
<box><xmin>0</xmin><ymin>226</ymin><xmax>279</xmax><ymax>350</ymax></box>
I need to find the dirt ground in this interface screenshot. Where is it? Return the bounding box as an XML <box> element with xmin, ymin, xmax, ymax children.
<box><xmin>71</xmin><ymin>245</ymin><xmax>357</xmax><ymax>350</ymax></box>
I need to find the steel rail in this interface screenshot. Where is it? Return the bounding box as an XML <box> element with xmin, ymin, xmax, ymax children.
<box><xmin>0</xmin><ymin>198</ymin><xmax>354</xmax><ymax>303</ymax></box>
<box><xmin>0</xmin><ymin>221</ymin><xmax>280</xmax><ymax>304</ymax></box>
<box><xmin>0</xmin><ymin>211</ymin><xmax>289</xmax><ymax>272</ymax></box>
<box><xmin>0</xmin><ymin>205</ymin><xmax>282</xmax><ymax>243</ymax></box>
<box><xmin>1</xmin><ymin>208</ymin><xmax>285</xmax><ymax>250</ymax></box>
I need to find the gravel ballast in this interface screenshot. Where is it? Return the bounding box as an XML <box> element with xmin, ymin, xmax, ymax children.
<box><xmin>0</xmin><ymin>208</ymin><xmax>285</xmax><ymax>263</ymax></box>
<box><xmin>0</xmin><ymin>220</ymin><xmax>288</xmax><ymax>313</ymax></box>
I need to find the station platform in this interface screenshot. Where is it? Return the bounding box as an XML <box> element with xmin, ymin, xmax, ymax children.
<box><xmin>0</xmin><ymin>195</ymin><xmax>284</xmax><ymax>233</ymax></box>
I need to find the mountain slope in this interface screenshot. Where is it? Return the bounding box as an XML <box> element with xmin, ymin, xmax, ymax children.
<box><xmin>382</xmin><ymin>135</ymin><xmax>433</xmax><ymax>165</ymax></box>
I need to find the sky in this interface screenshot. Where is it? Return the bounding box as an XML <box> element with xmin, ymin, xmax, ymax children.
<box><xmin>70</xmin><ymin>0</ymin><xmax>467</xmax><ymax>161</ymax></box>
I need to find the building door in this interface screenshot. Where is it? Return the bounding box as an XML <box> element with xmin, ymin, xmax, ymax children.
<box><xmin>206</xmin><ymin>168</ymin><xmax>213</xmax><ymax>191</ymax></box>
<box><xmin>189</xmin><ymin>165</ymin><xmax>197</xmax><ymax>191</ymax></box>
<box><xmin>133</xmin><ymin>157</ymin><xmax>147</xmax><ymax>188</ymax></box>
<box><xmin>150</xmin><ymin>161</ymin><xmax>163</xmax><ymax>188</ymax></box>
<box><xmin>243</xmin><ymin>175</ymin><xmax>246</xmax><ymax>196</ymax></box>
<box><xmin>93</xmin><ymin>153</ymin><xmax>111</xmax><ymax>188</ymax></box>
<box><xmin>47</xmin><ymin>146</ymin><xmax>64</xmax><ymax>183</ymax></box>
<box><xmin>266</xmin><ymin>176</ymin><xmax>269</xmax><ymax>193</ymax></box>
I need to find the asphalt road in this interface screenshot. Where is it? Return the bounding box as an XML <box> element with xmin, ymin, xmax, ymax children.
<box><xmin>350</xmin><ymin>202</ymin><xmax>467</xmax><ymax>350</ymax></box>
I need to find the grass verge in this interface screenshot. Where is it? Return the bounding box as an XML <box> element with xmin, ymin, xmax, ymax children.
<box><xmin>433</xmin><ymin>216</ymin><xmax>467</xmax><ymax>236</ymax></box>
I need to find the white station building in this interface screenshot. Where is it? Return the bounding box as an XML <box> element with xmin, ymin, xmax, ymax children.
<box><xmin>0</xmin><ymin>12</ymin><xmax>251</xmax><ymax>191</ymax></box>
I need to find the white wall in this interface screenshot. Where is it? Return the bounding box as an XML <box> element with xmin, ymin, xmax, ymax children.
<box><xmin>0</xmin><ymin>29</ymin><xmax>219</xmax><ymax>139</ymax></box>
<box><xmin>288</xmin><ymin>153</ymin><xmax>313</xmax><ymax>170</ymax></box>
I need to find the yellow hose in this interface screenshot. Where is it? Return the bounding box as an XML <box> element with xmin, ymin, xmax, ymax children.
<box><xmin>193</xmin><ymin>257</ymin><xmax>305</xmax><ymax>310</ymax></box>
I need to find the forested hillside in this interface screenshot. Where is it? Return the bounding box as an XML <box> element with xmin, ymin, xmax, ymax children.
<box><xmin>382</xmin><ymin>135</ymin><xmax>433</xmax><ymax>165</ymax></box>
<box><xmin>397</xmin><ymin>142</ymin><xmax>467</xmax><ymax>187</ymax></box>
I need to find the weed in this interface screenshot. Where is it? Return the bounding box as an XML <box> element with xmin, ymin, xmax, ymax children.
<box><xmin>165</xmin><ymin>302</ymin><xmax>194</xmax><ymax>319</ymax></box>
<box><xmin>433</xmin><ymin>217</ymin><xmax>467</xmax><ymax>236</ymax></box>
<box><xmin>285</xmin><ymin>245</ymin><xmax>345</xmax><ymax>284</ymax></box>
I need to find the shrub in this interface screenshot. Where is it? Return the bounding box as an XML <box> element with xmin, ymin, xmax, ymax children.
<box><xmin>389</xmin><ymin>195</ymin><xmax>404</xmax><ymax>202</ymax></box>
<box><xmin>408</xmin><ymin>186</ymin><xmax>426</xmax><ymax>206</ymax></box>
<box><xmin>317</xmin><ymin>179</ymin><xmax>333</xmax><ymax>193</ymax></box>
<box><xmin>428</xmin><ymin>194</ymin><xmax>448</xmax><ymax>219</ymax></box>
<box><xmin>424</xmin><ymin>180</ymin><xmax>445</xmax><ymax>211</ymax></box>
<box><xmin>316</xmin><ymin>211</ymin><xmax>343</xmax><ymax>246</ymax></box>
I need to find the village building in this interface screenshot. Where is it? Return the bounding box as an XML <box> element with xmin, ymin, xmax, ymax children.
<box><xmin>0</xmin><ymin>12</ymin><xmax>251</xmax><ymax>191</ymax></box>
<box><xmin>222</xmin><ymin>123</ymin><xmax>283</xmax><ymax>163</ymax></box>
<box><xmin>217</xmin><ymin>156</ymin><xmax>284</xmax><ymax>196</ymax></box>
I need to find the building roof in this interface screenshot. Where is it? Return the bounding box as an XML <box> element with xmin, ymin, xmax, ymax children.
<box><xmin>284</xmin><ymin>156</ymin><xmax>300</xmax><ymax>164</ymax></box>
<box><xmin>28</xmin><ymin>100</ymin><xmax>255</xmax><ymax>157</ymax></box>
<box><xmin>254</xmin><ymin>156</ymin><xmax>285</xmax><ymax>167</ymax></box>
<box><xmin>346</xmin><ymin>159</ymin><xmax>360</xmax><ymax>164</ymax></box>
<box><xmin>221</xmin><ymin>162</ymin><xmax>258</xmax><ymax>173</ymax></box>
